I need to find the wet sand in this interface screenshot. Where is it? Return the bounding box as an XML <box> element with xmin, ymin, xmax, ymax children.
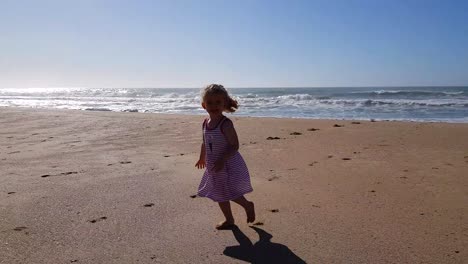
<box><xmin>1</xmin><ymin>107</ymin><xmax>467</xmax><ymax>263</ymax></box>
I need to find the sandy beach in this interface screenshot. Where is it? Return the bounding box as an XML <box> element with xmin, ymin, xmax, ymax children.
<box><xmin>1</xmin><ymin>106</ymin><xmax>467</xmax><ymax>263</ymax></box>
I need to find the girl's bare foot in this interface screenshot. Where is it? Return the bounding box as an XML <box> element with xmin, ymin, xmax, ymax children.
<box><xmin>216</xmin><ymin>221</ymin><xmax>235</xmax><ymax>230</ymax></box>
<box><xmin>246</xmin><ymin>202</ymin><xmax>255</xmax><ymax>223</ymax></box>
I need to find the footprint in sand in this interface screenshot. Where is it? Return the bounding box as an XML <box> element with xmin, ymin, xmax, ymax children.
<box><xmin>41</xmin><ymin>172</ymin><xmax>78</xmax><ymax>178</ymax></box>
<box><xmin>61</xmin><ymin>172</ymin><xmax>78</xmax><ymax>175</ymax></box>
<box><xmin>268</xmin><ymin>176</ymin><xmax>279</xmax><ymax>182</ymax></box>
<box><xmin>266</xmin><ymin>136</ymin><xmax>281</xmax><ymax>140</ymax></box>
<box><xmin>289</xmin><ymin>132</ymin><xmax>302</xmax><ymax>135</ymax></box>
<box><xmin>88</xmin><ymin>216</ymin><xmax>107</xmax><ymax>223</ymax></box>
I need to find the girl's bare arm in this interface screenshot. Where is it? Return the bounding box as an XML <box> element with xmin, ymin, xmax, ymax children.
<box><xmin>220</xmin><ymin>119</ymin><xmax>239</xmax><ymax>161</ymax></box>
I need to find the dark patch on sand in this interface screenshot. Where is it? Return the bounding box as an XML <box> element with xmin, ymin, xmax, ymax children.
<box><xmin>267</xmin><ymin>137</ymin><xmax>281</xmax><ymax>140</ymax></box>
<box><xmin>7</xmin><ymin>192</ymin><xmax>16</xmax><ymax>194</ymax></box>
<box><xmin>190</xmin><ymin>194</ymin><xmax>197</xmax><ymax>198</ymax></box>
<box><xmin>13</xmin><ymin>227</ymin><xmax>27</xmax><ymax>231</ymax></box>
<box><xmin>253</xmin><ymin>222</ymin><xmax>264</xmax><ymax>226</ymax></box>
<box><xmin>61</xmin><ymin>171</ymin><xmax>78</xmax><ymax>175</ymax></box>
<box><xmin>144</xmin><ymin>203</ymin><xmax>155</xmax><ymax>207</ymax></box>
<box><xmin>163</xmin><ymin>155</ymin><xmax>170</xmax><ymax>157</ymax></box>
<box><xmin>89</xmin><ymin>216</ymin><xmax>107</xmax><ymax>223</ymax></box>
<box><xmin>307</xmin><ymin>128</ymin><xmax>320</xmax><ymax>131</ymax></box>
<box><xmin>268</xmin><ymin>176</ymin><xmax>279</xmax><ymax>182</ymax></box>
<box><xmin>120</xmin><ymin>161</ymin><xmax>132</xmax><ymax>164</ymax></box>
<box><xmin>327</xmin><ymin>155</ymin><xmax>333</xmax><ymax>158</ymax></box>
<box><xmin>8</xmin><ymin>151</ymin><xmax>20</xmax><ymax>154</ymax></box>
<box><xmin>290</xmin><ymin>132</ymin><xmax>302</xmax><ymax>135</ymax></box>
<box><xmin>351</xmin><ymin>122</ymin><xmax>361</xmax><ymax>124</ymax></box>
<box><xmin>270</xmin><ymin>209</ymin><xmax>279</xmax><ymax>213</ymax></box>
<box><xmin>333</xmin><ymin>124</ymin><xmax>344</xmax><ymax>127</ymax></box>
<box><xmin>342</xmin><ymin>158</ymin><xmax>351</xmax><ymax>160</ymax></box>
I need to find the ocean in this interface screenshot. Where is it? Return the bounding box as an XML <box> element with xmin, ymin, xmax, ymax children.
<box><xmin>1</xmin><ymin>87</ymin><xmax>467</xmax><ymax>123</ymax></box>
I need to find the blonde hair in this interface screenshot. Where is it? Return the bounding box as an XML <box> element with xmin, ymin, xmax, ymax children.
<box><xmin>201</xmin><ymin>84</ymin><xmax>238</xmax><ymax>113</ymax></box>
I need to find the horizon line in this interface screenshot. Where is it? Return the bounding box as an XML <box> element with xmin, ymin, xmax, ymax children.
<box><xmin>1</xmin><ymin>85</ymin><xmax>467</xmax><ymax>89</ymax></box>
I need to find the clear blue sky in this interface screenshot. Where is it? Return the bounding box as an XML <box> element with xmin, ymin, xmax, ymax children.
<box><xmin>1</xmin><ymin>0</ymin><xmax>467</xmax><ymax>88</ymax></box>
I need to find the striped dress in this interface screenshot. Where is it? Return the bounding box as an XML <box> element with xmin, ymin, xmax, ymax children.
<box><xmin>197</xmin><ymin>116</ymin><xmax>253</xmax><ymax>202</ymax></box>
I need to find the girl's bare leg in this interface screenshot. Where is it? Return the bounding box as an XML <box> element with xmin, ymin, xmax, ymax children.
<box><xmin>232</xmin><ymin>196</ymin><xmax>256</xmax><ymax>223</ymax></box>
<box><xmin>217</xmin><ymin>201</ymin><xmax>235</xmax><ymax>229</ymax></box>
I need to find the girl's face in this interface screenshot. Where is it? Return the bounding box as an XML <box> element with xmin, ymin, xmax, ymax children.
<box><xmin>202</xmin><ymin>94</ymin><xmax>225</xmax><ymax>115</ymax></box>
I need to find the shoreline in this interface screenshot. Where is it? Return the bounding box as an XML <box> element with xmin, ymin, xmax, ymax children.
<box><xmin>1</xmin><ymin>105</ymin><xmax>467</xmax><ymax>124</ymax></box>
<box><xmin>1</xmin><ymin>106</ymin><xmax>467</xmax><ymax>263</ymax></box>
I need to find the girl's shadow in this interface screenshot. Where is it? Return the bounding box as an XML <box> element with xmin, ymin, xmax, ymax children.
<box><xmin>223</xmin><ymin>226</ymin><xmax>307</xmax><ymax>264</ymax></box>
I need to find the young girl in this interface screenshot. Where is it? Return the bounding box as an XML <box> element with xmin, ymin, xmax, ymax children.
<box><xmin>195</xmin><ymin>84</ymin><xmax>256</xmax><ymax>230</ymax></box>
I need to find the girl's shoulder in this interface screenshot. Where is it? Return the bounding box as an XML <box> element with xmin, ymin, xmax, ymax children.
<box><xmin>220</xmin><ymin>117</ymin><xmax>234</xmax><ymax>134</ymax></box>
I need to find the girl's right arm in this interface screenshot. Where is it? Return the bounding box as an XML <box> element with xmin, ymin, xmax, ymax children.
<box><xmin>195</xmin><ymin>122</ymin><xmax>206</xmax><ymax>169</ymax></box>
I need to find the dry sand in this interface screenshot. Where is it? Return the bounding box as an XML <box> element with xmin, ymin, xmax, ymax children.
<box><xmin>1</xmin><ymin>106</ymin><xmax>467</xmax><ymax>263</ymax></box>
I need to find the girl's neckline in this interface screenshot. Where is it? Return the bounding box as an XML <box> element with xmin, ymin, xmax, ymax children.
<box><xmin>206</xmin><ymin>116</ymin><xmax>226</xmax><ymax>130</ymax></box>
